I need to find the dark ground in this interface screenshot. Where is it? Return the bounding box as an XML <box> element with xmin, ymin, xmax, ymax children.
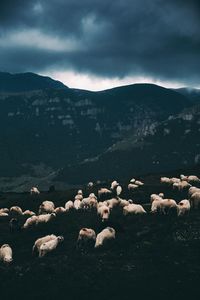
<box><xmin>0</xmin><ymin>176</ymin><xmax>200</xmax><ymax>300</ymax></box>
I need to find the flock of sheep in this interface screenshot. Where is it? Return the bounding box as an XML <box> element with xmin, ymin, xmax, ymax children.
<box><xmin>0</xmin><ymin>174</ymin><xmax>200</xmax><ymax>264</ymax></box>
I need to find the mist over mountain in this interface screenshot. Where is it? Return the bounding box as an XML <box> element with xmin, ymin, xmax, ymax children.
<box><xmin>0</xmin><ymin>72</ymin><xmax>198</xmax><ymax>191</ymax></box>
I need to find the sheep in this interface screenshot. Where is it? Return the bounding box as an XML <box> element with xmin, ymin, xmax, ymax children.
<box><xmin>22</xmin><ymin>215</ymin><xmax>38</xmax><ymax>229</ymax></box>
<box><xmin>170</xmin><ymin>177</ymin><xmax>181</xmax><ymax>184</ymax></box>
<box><xmin>30</xmin><ymin>187</ymin><xmax>40</xmax><ymax>195</ymax></box>
<box><xmin>0</xmin><ymin>208</ymin><xmax>9</xmax><ymax>214</ymax></box>
<box><xmin>110</xmin><ymin>180</ymin><xmax>119</xmax><ymax>190</ymax></box>
<box><xmin>187</xmin><ymin>175</ymin><xmax>200</xmax><ymax>184</ymax></box>
<box><xmin>77</xmin><ymin>228</ymin><xmax>96</xmax><ymax>249</ymax></box>
<box><xmin>135</xmin><ymin>180</ymin><xmax>144</xmax><ymax>186</ymax></box>
<box><xmin>97</xmin><ymin>205</ymin><xmax>110</xmax><ymax>222</ymax></box>
<box><xmin>106</xmin><ymin>198</ymin><xmax>119</xmax><ymax>210</ymax></box>
<box><xmin>123</xmin><ymin>203</ymin><xmax>146</xmax><ymax>215</ymax></box>
<box><xmin>38</xmin><ymin>201</ymin><xmax>55</xmax><ymax>214</ymax></box>
<box><xmin>150</xmin><ymin>194</ymin><xmax>163</xmax><ymax>203</ymax></box>
<box><xmin>130</xmin><ymin>178</ymin><xmax>136</xmax><ymax>183</ymax></box>
<box><xmin>77</xmin><ymin>189</ymin><xmax>83</xmax><ymax>195</ymax></box>
<box><xmin>160</xmin><ymin>199</ymin><xmax>177</xmax><ymax>214</ymax></box>
<box><xmin>37</xmin><ymin>213</ymin><xmax>56</xmax><ymax>224</ymax></box>
<box><xmin>188</xmin><ymin>187</ymin><xmax>200</xmax><ymax>197</ymax></box>
<box><xmin>119</xmin><ymin>199</ymin><xmax>130</xmax><ymax>207</ymax></box>
<box><xmin>65</xmin><ymin>200</ymin><xmax>74</xmax><ymax>211</ymax></box>
<box><xmin>95</xmin><ymin>227</ymin><xmax>116</xmax><ymax>248</ymax></box>
<box><xmin>98</xmin><ymin>201</ymin><xmax>108</xmax><ymax>208</ymax></box>
<box><xmin>9</xmin><ymin>218</ymin><xmax>20</xmax><ymax>233</ymax></box>
<box><xmin>38</xmin><ymin>236</ymin><xmax>64</xmax><ymax>258</ymax></box>
<box><xmin>23</xmin><ymin>210</ymin><xmax>35</xmax><ymax>216</ymax></box>
<box><xmin>190</xmin><ymin>192</ymin><xmax>200</xmax><ymax>209</ymax></box>
<box><xmin>151</xmin><ymin>199</ymin><xmax>163</xmax><ymax>213</ymax></box>
<box><xmin>10</xmin><ymin>206</ymin><xmax>23</xmax><ymax>216</ymax></box>
<box><xmin>87</xmin><ymin>182</ymin><xmax>94</xmax><ymax>188</ymax></box>
<box><xmin>54</xmin><ymin>207</ymin><xmax>66</xmax><ymax>215</ymax></box>
<box><xmin>0</xmin><ymin>244</ymin><xmax>13</xmax><ymax>263</ymax></box>
<box><xmin>176</xmin><ymin>181</ymin><xmax>191</xmax><ymax>191</ymax></box>
<box><xmin>116</xmin><ymin>185</ymin><xmax>122</xmax><ymax>196</ymax></box>
<box><xmin>98</xmin><ymin>188</ymin><xmax>112</xmax><ymax>199</ymax></box>
<box><xmin>177</xmin><ymin>200</ymin><xmax>191</xmax><ymax>217</ymax></box>
<box><xmin>74</xmin><ymin>199</ymin><xmax>82</xmax><ymax>210</ymax></box>
<box><xmin>75</xmin><ymin>194</ymin><xmax>83</xmax><ymax>201</ymax></box>
<box><xmin>128</xmin><ymin>183</ymin><xmax>139</xmax><ymax>191</ymax></box>
<box><xmin>0</xmin><ymin>212</ymin><xmax>9</xmax><ymax>217</ymax></box>
<box><xmin>32</xmin><ymin>234</ymin><xmax>57</xmax><ymax>254</ymax></box>
<box><xmin>160</xmin><ymin>177</ymin><xmax>171</xmax><ymax>185</ymax></box>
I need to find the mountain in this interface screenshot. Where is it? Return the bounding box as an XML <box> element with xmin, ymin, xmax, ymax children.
<box><xmin>0</xmin><ymin>72</ymin><xmax>68</xmax><ymax>92</ymax></box>
<box><xmin>56</xmin><ymin>104</ymin><xmax>200</xmax><ymax>183</ymax></box>
<box><xmin>0</xmin><ymin>72</ymin><xmax>195</xmax><ymax>191</ymax></box>
<box><xmin>175</xmin><ymin>87</ymin><xmax>200</xmax><ymax>103</ymax></box>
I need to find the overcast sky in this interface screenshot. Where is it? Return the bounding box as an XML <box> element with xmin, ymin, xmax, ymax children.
<box><xmin>0</xmin><ymin>0</ymin><xmax>199</xmax><ymax>90</ymax></box>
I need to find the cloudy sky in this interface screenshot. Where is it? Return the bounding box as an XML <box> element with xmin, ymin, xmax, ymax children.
<box><xmin>0</xmin><ymin>0</ymin><xmax>199</xmax><ymax>90</ymax></box>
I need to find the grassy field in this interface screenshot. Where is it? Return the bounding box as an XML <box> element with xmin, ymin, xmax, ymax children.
<box><xmin>0</xmin><ymin>179</ymin><xmax>200</xmax><ymax>300</ymax></box>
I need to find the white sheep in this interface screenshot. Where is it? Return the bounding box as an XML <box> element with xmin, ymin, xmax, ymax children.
<box><xmin>119</xmin><ymin>199</ymin><xmax>130</xmax><ymax>207</ymax></box>
<box><xmin>32</xmin><ymin>234</ymin><xmax>57</xmax><ymax>254</ymax></box>
<box><xmin>151</xmin><ymin>198</ymin><xmax>163</xmax><ymax>213</ymax></box>
<box><xmin>110</xmin><ymin>180</ymin><xmax>119</xmax><ymax>190</ymax></box>
<box><xmin>135</xmin><ymin>180</ymin><xmax>144</xmax><ymax>186</ymax></box>
<box><xmin>0</xmin><ymin>208</ymin><xmax>9</xmax><ymax>214</ymax></box>
<box><xmin>187</xmin><ymin>175</ymin><xmax>200</xmax><ymax>184</ymax></box>
<box><xmin>190</xmin><ymin>192</ymin><xmax>200</xmax><ymax>209</ymax></box>
<box><xmin>87</xmin><ymin>182</ymin><xmax>94</xmax><ymax>188</ymax></box>
<box><xmin>123</xmin><ymin>203</ymin><xmax>146</xmax><ymax>215</ymax></box>
<box><xmin>0</xmin><ymin>244</ymin><xmax>13</xmax><ymax>263</ymax></box>
<box><xmin>98</xmin><ymin>188</ymin><xmax>112</xmax><ymax>199</ymax></box>
<box><xmin>23</xmin><ymin>210</ymin><xmax>35</xmax><ymax>216</ymax></box>
<box><xmin>150</xmin><ymin>194</ymin><xmax>163</xmax><ymax>203</ymax></box>
<box><xmin>128</xmin><ymin>183</ymin><xmax>139</xmax><ymax>191</ymax></box>
<box><xmin>74</xmin><ymin>199</ymin><xmax>82</xmax><ymax>210</ymax></box>
<box><xmin>130</xmin><ymin>178</ymin><xmax>136</xmax><ymax>183</ymax></box>
<box><xmin>39</xmin><ymin>236</ymin><xmax>64</xmax><ymax>258</ymax></box>
<box><xmin>160</xmin><ymin>177</ymin><xmax>171</xmax><ymax>185</ymax></box>
<box><xmin>177</xmin><ymin>200</ymin><xmax>191</xmax><ymax>217</ymax></box>
<box><xmin>65</xmin><ymin>200</ymin><xmax>74</xmax><ymax>211</ymax></box>
<box><xmin>22</xmin><ymin>215</ymin><xmax>38</xmax><ymax>229</ymax></box>
<box><xmin>39</xmin><ymin>201</ymin><xmax>55</xmax><ymax>214</ymax></box>
<box><xmin>188</xmin><ymin>187</ymin><xmax>200</xmax><ymax>197</ymax></box>
<box><xmin>77</xmin><ymin>228</ymin><xmax>96</xmax><ymax>248</ymax></box>
<box><xmin>116</xmin><ymin>185</ymin><xmax>122</xmax><ymax>196</ymax></box>
<box><xmin>95</xmin><ymin>227</ymin><xmax>115</xmax><ymax>248</ymax></box>
<box><xmin>160</xmin><ymin>199</ymin><xmax>177</xmax><ymax>214</ymax></box>
<box><xmin>106</xmin><ymin>198</ymin><xmax>119</xmax><ymax>209</ymax></box>
<box><xmin>37</xmin><ymin>213</ymin><xmax>56</xmax><ymax>224</ymax></box>
<box><xmin>97</xmin><ymin>205</ymin><xmax>110</xmax><ymax>222</ymax></box>
<box><xmin>30</xmin><ymin>187</ymin><xmax>40</xmax><ymax>195</ymax></box>
<box><xmin>54</xmin><ymin>207</ymin><xmax>66</xmax><ymax>215</ymax></box>
<box><xmin>10</xmin><ymin>206</ymin><xmax>23</xmax><ymax>216</ymax></box>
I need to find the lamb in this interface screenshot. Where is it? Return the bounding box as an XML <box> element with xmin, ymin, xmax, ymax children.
<box><xmin>119</xmin><ymin>199</ymin><xmax>130</xmax><ymax>207</ymax></box>
<box><xmin>151</xmin><ymin>198</ymin><xmax>163</xmax><ymax>213</ymax></box>
<box><xmin>177</xmin><ymin>200</ymin><xmax>191</xmax><ymax>217</ymax></box>
<box><xmin>38</xmin><ymin>236</ymin><xmax>64</xmax><ymax>258</ymax></box>
<box><xmin>77</xmin><ymin>228</ymin><xmax>96</xmax><ymax>248</ymax></box>
<box><xmin>190</xmin><ymin>192</ymin><xmax>200</xmax><ymax>209</ymax></box>
<box><xmin>0</xmin><ymin>244</ymin><xmax>13</xmax><ymax>263</ymax></box>
<box><xmin>98</xmin><ymin>188</ymin><xmax>112</xmax><ymax>199</ymax></box>
<box><xmin>37</xmin><ymin>213</ymin><xmax>56</xmax><ymax>224</ymax></box>
<box><xmin>10</xmin><ymin>206</ymin><xmax>23</xmax><ymax>216</ymax></box>
<box><xmin>0</xmin><ymin>208</ymin><xmax>9</xmax><ymax>214</ymax></box>
<box><xmin>176</xmin><ymin>181</ymin><xmax>191</xmax><ymax>191</ymax></box>
<box><xmin>116</xmin><ymin>185</ymin><xmax>122</xmax><ymax>196</ymax></box>
<box><xmin>97</xmin><ymin>205</ymin><xmax>110</xmax><ymax>222</ymax></box>
<box><xmin>135</xmin><ymin>180</ymin><xmax>144</xmax><ymax>186</ymax></box>
<box><xmin>110</xmin><ymin>180</ymin><xmax>119</xmax><ymax>190</ymax></box>
<box><xmin>123</xmin><ymin>203</ymin><xmax>146</xmax><ymax>215</ymax></box>
<box><xmin>95</xmin><ymin>227</ymin><xmax>116</xmax><ymax>248</ymax></box>
<box><xmin>30</xmin><ymin>187</ymin><xmax>40</xmax><ymax>195</ymax></box>
<box><xmin>160</xmin><ymin>177</ymin><xmax>171</xmax><ymax>185</ymax></box>
<box><xmin>180</xmin><ymin>174</ymin><xmax>188</xmax><ymax>181</ymax></box>
<box><xmin>65</xmin><ymin>200</ymin><xmax>74</xmax><ymax>211</ymax></box>
<box><xmin>74</xmin><ymin>199</ymin><xmax>82</xmax><ymax>210</ymax></box>
<box><xmin>130</xmin><ymin>178</ymin><xmax>136</xmax><ymax>183</ymax></box>
<box><xmin>150</xmin><ymin>194</ymin><xmax>163</xmax><ymax>203</ymax></box>
<box><xmin>187</xmin><ymin>175</ymin><xmax>200</xmax><ymax>184</ymax></box>
<box><xmin>38</xmin><ymin>201</ymin><xmax>55</xmax><ymax>214</ymax></box>
<box><xmin>0</xmin><ymin>212</ymin><xmax>9</xmax><ymax>217</ymax></box>
<box><xmin>75</xmin><ymin>194</ymin><xmax>83</xmax><ymax>201</ymax></box>
<box><xmin>32</xmin><ymin>234</ymin><xmax>57</xmax><ymax>254</ymax></box>
<box><xmin>160</xmin><ymin>199</ymin><xmax>177</xmax><ymax>214</ymax></box>
<box><xmin>22</xmin><ymin>215</ymin><xmax>38</xmax><ymax>229</ymax></box>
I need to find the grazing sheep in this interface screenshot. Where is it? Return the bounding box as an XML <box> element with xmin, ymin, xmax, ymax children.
<box><xmin>116</xmin><ymin>185</ymin><xmax>122</xmax><ymax>196</ymax></box>
<box><xmin>177</xmin><ymin>181</ymin><xmax>191</xmax><ymax>191</ymax></box>
<box><xmin>9</xmin><ymin>218</ymin><xmax>20</xmax><ymax>233</ymax></box>
<box><xmin>0</xmin><ymin>244</ymin><xmax>13</xmax><ymax>263</ymax></box>
<box><xmin>180</xmin><ymin>174</ymin><xmax>188</xmax><ymax>181</ymax></box>
<box><xmin>65</xmin><ymin>200</ymin><xmax>74</xmax><ymax>211</ymax></box>
<box><xmin>135</xmin><ymin>180</ymin><xmax>144</xmax><ymax>186</ymax></box>
<box><xmin>128</xmin><ymin>183</ymin><xmax>139</xmax><ymax>191</ymax></box>
<box><xmin>77</xmin><ymin>228</ymin><xmax>96</xmax><ymax>248</ymax></box>
<box><xmin>177</xmin><ymin>200</ymin><xmax>191</xmax><ymax>217</ymax></box>
<box><xmin>54</xmin><ymin>207</ymin><xmax>66</xmax><ymax>215</ymax></box>
<box><xmin>22</xmin><ymin>215</ymin><xmax>38</xmax><ymax>229</ymax></box>
<box><xmin>123</xmin><ymin>203</ymin><xmax>146</xmax><ymax>215</ymax></box>
<box><xmin>23</xmin><ymin>210</ymin><xmax>35</xmax><ymax>216</ymax></box>
<box><xmin>10</xmin><ymin>206</ymin><xmax>23</xmax><ymax>216</ymax></box>
<box><xmin>74</xmin><ymin>199</ymin><xmax>82</xmax><ymax>210</ymax></box>
<box><xmin>30</xmin><ymin>187</ymin><xmax>40</xmax><ymax>195</ymax></box>
<box><xmin>171</xmin><ymin>177</ymin><xmax>181</xmax><ymax>184</ymax></box>
<box><xmin>98</xmin><ymin>201</ymin><xmax>108</xmax><ymax>208</ymax></box>
<box><xmin>37</xmin><ymin>213</ymin><xmax>56</xmax><ymax>224</ymax></box>
<box><xmin>75</xmin><ymin>194</ymin><xmax>83</xmax><ymax>201</ymax></box>
<box><xmin>119</xmin><ymin>199</ymin><xmax>130</xmax><ymax>207</ymax></box>
<box><xmin>32</xmin><ymin>234</ymin><xmax>57</xmax><ymax>254</ymax></box>
<box><xmin>187</xmin><ymin>175</ymin><xmax>200</xmax><ymax>184</ymax></box>
<box><xmin>0</xmin><ymin>208</ymin><xmax>9</xmax><ymax>214</ymax></box>
<box><xmin>39</xmin><ymin>236</ymin><xmax>64</xmax><ymax>258</ymax></box>
<box><xmin>190</xmin><ymin>192</ymin><xmax>200</xmax><ymax>209</ymax></box>
<box><xmin>97</xmin><ymin>205</ymin><xmax>110</xmax><ymax>222</ymax></box>
<box><xmin>106</xmin><ymin>198</ymin><xmax>119</xmax><ymax>209</ymax></box>
<box><xmin>150</xmin><ymin>194</ymin><xmax>163</xmax><ymax>203</ymax></box>
<box><xmin>130</xmin><ymin>178</ymin><xmax>136</xmax><ymax>183</ymax></box>
<box><xmin>39</xmin><ymin>201</ymin><xmax>55</xmax><ymax>214</ymax></box>
<box><xmin>110</xmin><ymin>180</ymin><xmax>119</xmax><ymax>190</ymax></box>
<box><xmin>160</xmin><ymin>177</ymin><xmax>171</xmax><ymax>185</ymax></box>
<box><xmin>151</xmin><ymin>199</ymin><xmax>163</xmax><ymax>213</ymax></box>
<box><xmin>81</xmin><ymin>193</ymin><xmax>98</xmax><ymax>210</ymax></box>
<box><xmin>188</xmin><ymin>187</ymin><xmax>200</xmax><ymax>197</ymax></box>
<box><xmin>98</xmin><ymin>188</ymin><xmax>112</xmax><ymax>199</ymax></box>
<box><xmin>95</xmin><ymin>227</ymin><xmax>116</xmax><ymax>248</ymax></box>
<box><xmin>160</xmin><ymin>199</ymin><xmax>177</xmax><ymax>214</ymax></box>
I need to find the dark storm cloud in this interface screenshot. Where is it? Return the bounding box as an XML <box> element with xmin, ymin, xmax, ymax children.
<box><xmin>0</xmin><ymin>0</ymin><xmax>200</xmax><ymax>85</ymax></box>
